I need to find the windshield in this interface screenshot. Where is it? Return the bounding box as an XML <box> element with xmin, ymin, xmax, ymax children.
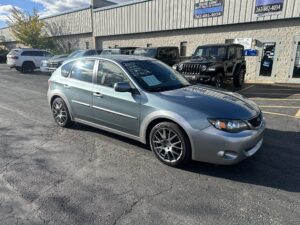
<box><xmin>8</xmin><ymin>49</ymin><xmax>20</xmax><ymax>56</ymax></box>
<box><xmin>101</xmin><ymin>49</ymin><xmax>121</xmax><ymax>55</ymax></box>
<box><xmin>122</xmin><ymin>60</ymin><xmax>190</xmax><ymax>92</ymax></box>
<box><xmin>68</xmin><ymin>50</ymin><xmax>84</xmax><ymax>59</ymax></box>
<box><xmin>133</xmin><ymin>48</ymin><xmax>157</xmax><ymax>58</ymax></box>
<box><xmin>193</xmin><ymin>46</ymin><xmax>226</xmax><ymax>59</ymax></box>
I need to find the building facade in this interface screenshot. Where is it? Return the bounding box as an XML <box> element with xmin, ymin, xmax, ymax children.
<box><xmin>1</xmin><ymin>0</ymin><xmax>300</xmax><ymax>83</ymax></box>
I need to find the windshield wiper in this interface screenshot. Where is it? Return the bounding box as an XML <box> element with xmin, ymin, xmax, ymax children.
<box><xmin>192</xmin><ymin>56</ymin><xmax>206</xmax><ymax>60</ymax></box>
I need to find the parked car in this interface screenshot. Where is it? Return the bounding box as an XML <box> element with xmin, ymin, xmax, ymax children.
<box><xmin>173</xmin><ymin>44</ymin><xmax>246</xmax><ymax>88</ymax></box>
<box><xmin>0</xmin><ymin>50</ymin><xmax>8</xmax><ymax>63</ymax></box>
<box><xmin>133</xmin><ymin>47</ymin><xmax>180</xmax><ymax>66</ymax></box>
<box><xmin>101</xmin><ymin>47</ymin><xmax>137</xmax><ymax>55</ymax></box>
<box><xmin>7</xmin><ymin>48</ymin><xmax>54</xmax><ymax>73</ymax></box>
<box><xmin>47</xmin><ymin>49</ymin><xmax>99</xmax><ymax>73</ymax></box>
<box><xmin>47</xmin><ymin>55</ymin><xmax>265</xmax><ymax>167</ymax></box>
<box><xmin>41</xmin><ymin>54</ymin><xmax>68</xmax><ymax>73</ymax></box>
<box><xmin>101</xmin><ymin>48</ymin><xmax>121</xmax><ymax>55</ymax></box>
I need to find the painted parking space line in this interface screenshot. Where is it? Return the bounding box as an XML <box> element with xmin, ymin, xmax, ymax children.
<box><xmin>262</xmin><ymin>111</ymin><xmax>300</xmax><ymax>119</ymax></box>
<box><xmin>237</xmin><ymin>85</ymin><xmax>255</xmax><ymax>93</ymax></box>
<box><xmin>295</xmin><ymin>109</ymin><xmax>300</xmax><ymax>118</ymax></box>
<box><xmin>244</xmin><ymin>93</ymin><xmax>300</xmax><ymax>96</ymax></box>
<box><xmin>259</xmin><ymin>106</ymin><xmax>300</xmax><ymax>109</ymax></box>
<box><xmin>250</xmin><ymin>98</ymin><xmax>300</xmax><ymax>101</ymax></box>
<box><xmin>252</xmin><ymin>89</ymin><xmax>298</xmax><ymax>91</ymax></box>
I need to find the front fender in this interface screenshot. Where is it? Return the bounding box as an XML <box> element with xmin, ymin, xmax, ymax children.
<box><xmin>139</xmin><ymin>110</ymin><xmax>198</xmax><ymax>148</ymax></box>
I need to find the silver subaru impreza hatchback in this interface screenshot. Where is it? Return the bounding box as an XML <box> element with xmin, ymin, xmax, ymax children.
<box><xmin>47</xmin><ymin>55</ymin><xmax>265</xmax><ymax>167</ymax></box>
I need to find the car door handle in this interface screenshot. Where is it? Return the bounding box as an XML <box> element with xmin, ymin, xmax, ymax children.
<box><xmin>64</xmin><ymin>84</ymin><xmax>71</xmax><ymax>89</ymax></box>
<box><xmin>93</xmin><ymin>92</ymin><xmax>103</xmax><ymax>98</ymax></box>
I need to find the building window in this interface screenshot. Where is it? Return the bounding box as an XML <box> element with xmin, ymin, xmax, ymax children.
<box><xmin>225</xmin><ymin>39</ymin><xmax>234</xmax><ymax>44</ymax></box>
<box><xmin>114</xmin><ymin>45</ymin><xmax>119</xmax><ymax>48</ymax></box>
<box><xmin>147</xmin><ymin>43</ymin><xmax>152</xmax><ymax>47</ymax></box>
<box><xmin>86</xmin><ymin>42</ymin><xmax>90</xmax><ymax>49</ymax></box>
<box><xmin>68</xmin><ymin>42</ymin><xmax>71</xmax><ymax>51</ymax></box>
<box><xmin>180</xmin><ymin>41</ymin><xmax>187</xmax><ymax>57</ymax></box>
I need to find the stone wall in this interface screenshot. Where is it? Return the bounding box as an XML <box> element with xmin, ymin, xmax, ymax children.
<box><xmin>98</xmin><ymin>19</ymin><xmax>300</xmax><ymax>83</ymax></box>
<box><xmin>55</xmin><ymin>34</ymin><xmax>94</xmax><ymax>52</ymax></box>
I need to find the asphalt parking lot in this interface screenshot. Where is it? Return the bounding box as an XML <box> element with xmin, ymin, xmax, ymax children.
<box><xmin>0</xmin><ymin>64</ymin><xmax>299</xmax><ymax>225</ymax></box>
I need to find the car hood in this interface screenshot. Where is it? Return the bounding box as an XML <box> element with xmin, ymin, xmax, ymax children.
<box><xmin>49</xmin><ymin>57</ymin><xmax>68</xmax><ymax>63</ymax></box>
<box><xmin>154</xmin><ymin>85</ymin><xmax>260</xmax><ymax>120</ymax></box>
<box><xmin>181</xmin><ymin>57</ymin><xmax>222</xmax><ymax>64</ymax></box>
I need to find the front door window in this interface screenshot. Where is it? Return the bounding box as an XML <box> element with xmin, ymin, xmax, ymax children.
<box><xmin>292</xmin><ymin>42</ymin><xmax>300</xmax><ymax>78</ymax></box>
<box><xmin>259</xmin><ymin>42</ymin><xmax>276</xmax><ymax>76</ymax></box>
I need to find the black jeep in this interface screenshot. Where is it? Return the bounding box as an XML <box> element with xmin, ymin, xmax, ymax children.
<box><xmin>133</xmin><ymin>47</ymin><xmax>180</xmax><ymax>66</ymax></box>
<box><xmin>173</xmin><ymin>44</ymin><xmax>246</xmax><ymax>87</ymax></box>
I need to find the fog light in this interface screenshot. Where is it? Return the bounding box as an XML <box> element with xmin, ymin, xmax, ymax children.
<box><xmin>217</xmin><ymin>151</ymin><xmax>238</xmax><ymax>160</ymax></box>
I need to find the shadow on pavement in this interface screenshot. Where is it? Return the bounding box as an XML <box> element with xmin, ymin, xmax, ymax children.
<box><xmin>183</xmin><ymin>128</ymin><xmax>300</xmax><ymax>193</ymax></box>
<box><xmin>71</xmin><ymin>122</ymin><xmax>300</xmax><ymax>193</ymax></box>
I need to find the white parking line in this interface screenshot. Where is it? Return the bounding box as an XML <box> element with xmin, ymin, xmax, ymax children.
<box><xmin>245</xmin><ymin>93</ymin><xmax>300</xmax><ymax>95</ymax></box>
<box><xmin>250</xmin><ymin>98</ymin><xmax>300</xmax><ymax>101</ymax></box>
<box><xmin>262</xmin><ymin>111</ymin><xmax>300</xmax><ymax>119</ymax></box>
<box><xmin>259</xmin><ymin>106</ymin><xmax>300</xmax><ymax>109</ymax></box>
<box><xmin>295</xmin><ymin>109</ymin><xmax>300</xmax><ymax>118</ymax></box>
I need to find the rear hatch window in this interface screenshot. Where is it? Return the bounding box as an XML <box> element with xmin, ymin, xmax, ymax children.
<box><xmin>8</xmin><ymin>49</ymin><xmax>20</xmax><ymax>56</ymax></box>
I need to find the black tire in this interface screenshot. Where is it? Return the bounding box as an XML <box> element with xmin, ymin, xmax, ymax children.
<box><xmin>51</xmin><ymin>98</ymin><xmax>74</xmax><ymax>128</ymax></box>
<box><xmin>214</xmin><ymin>73</ymin><xmax>223</xmax><ymax>88</ymax></box>
<box><xmin>149</xmin><ymin>122</ymin><xmax>191</xmax><ymax>167</ymax></box>
<box><xmin>21</xmin><ymin>62</ymin><xmax>35</xmax><ymax>73</ymax></box>
<box><xmin>234</xmin><ymin>68</ymin><xmax>245</xmax><ymax>87</ymax></box>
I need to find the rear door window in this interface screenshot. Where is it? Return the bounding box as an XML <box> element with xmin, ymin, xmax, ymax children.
<box><xmin>21</xmin><ymin>51</ymin><xmax>35</xmax><ymax>56</ymax></box>
<box><xmin>8</xmin><ymin>50</ymin><xmax>20</xmax><ymax>56</ymax></box>
<box><xmin>70</xmin><ymin>59</ymin><xmax>95</xmax><ymax>83</ymax></box>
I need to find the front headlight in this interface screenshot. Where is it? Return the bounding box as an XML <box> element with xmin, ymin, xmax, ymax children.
<box><xmin>172</xmin><ymin>64</ymin><xmax>178</xmax><ymax>70</ymax></box>
<box><xmin>201</xmin><ymin>65</ymin><xmax>207</xmax><ymax>71</ymax></box>
<box><xmin>208</xmin><ymin>119</ymin><xmax>249</xmax><ymax>133</ymax></box>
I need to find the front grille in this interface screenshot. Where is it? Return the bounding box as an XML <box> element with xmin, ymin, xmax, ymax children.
<box><xmin>49</xmin><ymin>62</ymin><xmax>61</xmax><ymax>69</ymax></box>
<box><xmin>181</xmin><ymin>64</ymin><xmax>202</xmax><ymax>74</ymax></box>
<box><xmin>248</xmin><ymin>113</ymin><xmax>263</xmax><ymax>128</ymax></box>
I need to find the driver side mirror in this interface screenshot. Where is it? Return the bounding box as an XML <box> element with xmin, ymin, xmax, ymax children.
<box><xmin>114</xmin><ymin>82</ymin><xmax>132</xmax><ymax>92</ymax></box>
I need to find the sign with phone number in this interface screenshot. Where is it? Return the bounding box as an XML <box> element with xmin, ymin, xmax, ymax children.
<box><xmin>194</xmin><ymin>0</ymin><xmax>224</xmax><ymax>19</ymax></box>
<box><xmin>255</xmin><ymin>0</ymin><xmax>284</xmax><ymax>15</ymax></box>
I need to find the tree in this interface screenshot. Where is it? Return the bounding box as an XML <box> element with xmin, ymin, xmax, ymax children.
<box><xmin>7</xmin><ymin>7</ymin><xmax>53</xmax><ymax>49</ymax></box>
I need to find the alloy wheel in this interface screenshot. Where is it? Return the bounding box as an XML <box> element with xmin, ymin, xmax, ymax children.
<box><xmin>152</xmin><ymin>128</ymin><xmax>183</xmax><ymax>163</ymax></box>
<box><xmin>52</xmin><ymin>101</ymin><xmax>67</xmax><ymax>126</ymax></box>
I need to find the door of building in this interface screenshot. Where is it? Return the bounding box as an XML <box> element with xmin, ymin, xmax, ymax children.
<box><xmin>257</xmin><ymin>42</ymin><xmax>277</xmax><ymax>77</ymax></box>
<box><xmin>289</xmin><ymin>37</ymin><xmax>300</xmax><ymax>83</ymax></box>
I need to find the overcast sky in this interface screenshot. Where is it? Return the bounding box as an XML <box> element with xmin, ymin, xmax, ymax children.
<box><xmin>0</xmin><ymin>0</ymin><xmax>129</xmax><ymax>28</ymax></box>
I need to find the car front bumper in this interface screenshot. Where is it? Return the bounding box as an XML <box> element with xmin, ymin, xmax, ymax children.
<box><xmin>40</xmin><ymin>66</ymin><xmax>49</xmax><ymax>73</ymax></box>
<box><xmin>190</xmin><ymin>121</ymin><xmax>265</xmax><ymax>165</ymax></box>
<box><xmin>184</xmin><ymin>74</ymin><xmax>214</xmax><ymax>83</ymax></box>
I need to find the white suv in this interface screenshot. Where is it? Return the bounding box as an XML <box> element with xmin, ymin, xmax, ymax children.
<box><xmin>7</xmin><ymin>48</ymin><xmax>53</xmax><ymax>73</ymax></box>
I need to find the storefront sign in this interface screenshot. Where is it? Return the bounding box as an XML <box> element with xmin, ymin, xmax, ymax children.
<box><xmin>245</xmin><ymin>49</ymin><xmax>258</xmax><ymax>56</ymax></box>
<box><xmin>255</xmin><ymin>0</ymin><xmax>284</xmax><ymax>16</ymax></box>
<box><xmin>194</xmin><ymin>0</ymin><xmax>224</xmax><ymax>19</ymax></box>
<box><xmin>234</xmin><ymin>38</ymin><xmax>253</xmax><ymax>50</ymax></box>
